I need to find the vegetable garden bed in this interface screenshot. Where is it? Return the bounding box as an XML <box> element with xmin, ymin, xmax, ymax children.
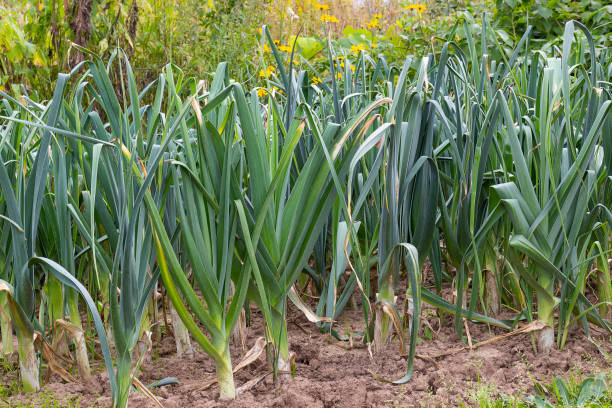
<box><xmin>0</xmin><ymin>15</ymin><xmax>611</xmax><ymax>408</ymax></box>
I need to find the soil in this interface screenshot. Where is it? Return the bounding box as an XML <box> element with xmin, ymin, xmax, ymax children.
<box><xmin>2</xmin><ymin>301</ymin><xmax>611</xmax><ymax>408</ymax></box>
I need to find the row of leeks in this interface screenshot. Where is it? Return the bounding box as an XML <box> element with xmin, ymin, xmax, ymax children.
<box><xmin>0</xmin><ymin>20</ymin><xmax>610</xmax><ymax>406</ymax></box>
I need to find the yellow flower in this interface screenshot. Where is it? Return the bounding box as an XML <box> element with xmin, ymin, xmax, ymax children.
<box><xmin>337</xmin><ymin>55</ymin><xmax>345</xmax><ymax>60</ymax></box>
<box><xmin>335</xmin><ymin>71</ymin><xmax>343</xmax><ymax>80</ymax></box>
<box><xmin>312</xmin><ymin>76</ymin><xmax>322</xmax><ymax>84</ymax></box>
<box><xmin>404</xmin><ymin>3</ymin><xmax>427</xmax><ymax>14</ymax></box>
<box><xmin>278</xmin><ymin>45</ymin><xmax>292</xmax><ymax>52</ymax></box>
<box><xmin>262</xmin><ymin>44</ymin><xmax>271</xmax><ymax>53</ymax></box>
<box><xmin>350</xmin><ymin>43</ymin><xmax>367</xmax><ymax>54</ymax></box>
<box><xmin>259</xmin><ymin>66</ymin><xmax>276</xmax><ymax>77</ymax></box>
<box><xmin>257</xmin><ymin>88</ymin><xmax>269</xmax><ymax>97</ymax></box>
<box><xmin>314</xmin><ymin>3</ymin><xmax>330</xmax><ymax>10</ymax></box>
<box><xmin>371</xmin><ymin>43</ymin><xmax>377</xmax><ymax>48</ymax></box>
<box><xmin>373</xmin><ymin>14</ymin><xmax>382</xmax><ymax>18</ymax></box>
<box><xmin>350</xmin><ymin>66</ymin><xmax>355</xmax><ymax>72</ymax></box>
<box><xmin>321</xmin><ymin>14</ymin><xmax>340</xmax><ymax>23</ymax></box>
<box><xmin>367</xmin><ymin>18</ymin><xmax>380</xmax><ymax>29</ymax></box>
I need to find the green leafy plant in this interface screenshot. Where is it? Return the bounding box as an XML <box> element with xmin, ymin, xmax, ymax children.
<box><xmin>527</xmin><ymin>373</ymin><xmax>610</xmax><ymax>408</ymax></box>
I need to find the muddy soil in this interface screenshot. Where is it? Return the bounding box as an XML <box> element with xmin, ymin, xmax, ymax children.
<box><xmin>3</xmin><ymin>301</ymin><xmax>611</xmax><ymax>408</ymax></box>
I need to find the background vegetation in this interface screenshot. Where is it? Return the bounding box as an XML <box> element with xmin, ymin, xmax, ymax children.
<box><xmin>2</xmin><ymin>0</ymin><xmax>610</xmax><ymax>97</ymax></box>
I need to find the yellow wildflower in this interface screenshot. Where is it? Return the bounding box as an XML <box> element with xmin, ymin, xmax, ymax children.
<box><xmin>321</xmin><ymin>14</ymin><xmax>340</xmax><ymax>23</ymax></box>
<box><xmin>373</xmin><ymin>14</ymin><xmax>382</xmax><ymax>18</ymax></box>
<box><xmin>404</xmin><ymin>3</ymin><xmax>427</xmax><ymax>14</ymax></box>
<box><xmin>262</xmin><ymin>44</ymin><xmax>271</xmax><ymax>53</ymax></box>
<box><xmin>367</xmin><ymin>18</ymin><xmax>380</xmax><ymax>29</ymax></box>
<box><xmin>371</xmin><ymin>43</ymin><xmax>377</xmax><ymax>48</ymax></box>
<box><xmin>312</xmin><ymin>76</ymin><xmax>322</xmax><ymax>84</ymax></box>
<box><xmin>257</xmin><ymin>88</ymin><xmax>269</xmax><ymax>97</ymax></box>
<box><xmin>314</xmin><ymin>3</ymin><xmax>330</xmax><ymax>10</ymax></box>
<box><xmin>350</xmin><ymin>66</ymin><xmax>355</xmax><ymax>72</ymax></box>
<box><xmin>278</xmin><ymin>45</ymin><xmax>292</xmax><ymax>52</ymax></box>
<box><xmin>259</xmin><ymin>65</ymin><xmax>276</xmax><ymax>77</ymax></box>
<box><xmin>335</xmin><ymin>71</ymin><xmax>343</xmax><ymax>80</ymax></box>
<box><xmin>350</xmin><ymin>43</ymin><xmax>367</xmax><ymax>54</ymax></box>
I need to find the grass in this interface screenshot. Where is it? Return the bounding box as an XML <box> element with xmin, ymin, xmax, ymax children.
<box><xmin>0</xmin><ymin>357</ymin><xmax>83</xmax><ymax>408</ymax></box>
<box><xmin>466</xmin><ymin>383</ymin><xmax>528</xmax><ymax>408</ymax></box>
<box><xmin>461</xmin><ymin>372</ymin><xmax>612</xmax><ymax>408</ymax></box>
<box><xmin>0</xmin><ymin>392</ymin><xmax>82</xmax><ymax>408</ymax></box>
<box><xmin>0</xmin><ymin>356</ymin><xmax>21</xmax><ymax>401</ymax></box>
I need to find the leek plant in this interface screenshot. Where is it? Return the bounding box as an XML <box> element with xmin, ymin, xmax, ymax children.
<box><xmin>308</xmin><ymin>52</ymin><xmax>393</xmax><ymax>343</ymax></box>
<box><xmin>1</xmin><ymin>47</ymin><xmax>188</xmax><ymax>406</ymax></box>
<box><xmin>0</xmin><ymin>67</ymin><xmax>115</xmax><ymax>395</ymax></box>
<box><xmin>220</xmin><ymin>30</ymin><xmax>336</xmax><ymax>372</ymax></box>
<box><xmin>433</xmin><ymin>26</ymin><xmax>516</xmax><ymax>334</ymax></box>
<box><xmin>67</xmin><ymin>49</ymin><xmax>184</xmax><ymax>406</ymax></box>
<box><xmin>236</xmin><ymin>39</ymin><xmax>395</xmax><ymax>372</ymax></box>
<box><xmin>299</xmin><ymin>50</ymin><xmax>384</xmax><ymax>334</ymax></box>
<box><xmin>132</xmin><ymin>64</ymin><xmax>248</xmax><ymax>398</ymax></box>
<box><xmin>373</xmin><ymin>54</ymin><xmax>439</xmax><ymax>354</ymax></box>
<box><xmin>0</xmin><ymin>72</ymin><xmax>78</xmax><ymax>391</ymax></box>
<box><xmin>37</xmin><ymin>102</ymin><xmax>92</xmax><ymax>376</ymax></box>
<box><xmin>492</xmin><ymin>21</ymin><xmax>612</xmax><ymax>351</ymax></box>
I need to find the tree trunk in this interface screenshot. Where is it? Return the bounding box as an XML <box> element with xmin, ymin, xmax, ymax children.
<box><xmin>69</xmin><ymin>0</ymin><xmax>94</xmax><ymax>67</ymax></box>
<box><xmin>126</xmin><ymin>0</ymin><xmax>139</xmax><ymax>57</ymax></box>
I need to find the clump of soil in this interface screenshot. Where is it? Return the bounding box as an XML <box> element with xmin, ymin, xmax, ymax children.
<box><xmin>3</xmin><ymin>304</ymin><xmax>610</xmax><ymax>408</ymax></box>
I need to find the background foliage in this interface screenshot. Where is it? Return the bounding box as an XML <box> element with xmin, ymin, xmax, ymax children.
<box><xmin>3</xmin><ymin>0</ymin><xmax>610</xmax><ymax>98</ymax></box>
